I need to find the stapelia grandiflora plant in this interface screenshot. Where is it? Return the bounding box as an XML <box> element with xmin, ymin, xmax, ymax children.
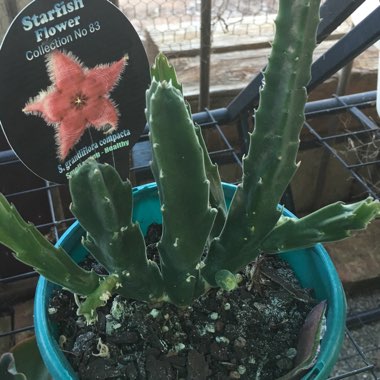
<box><xmin>1</xmin><ymin>0</ymin><xmax>380</xmax><ymax>325</ymax></box>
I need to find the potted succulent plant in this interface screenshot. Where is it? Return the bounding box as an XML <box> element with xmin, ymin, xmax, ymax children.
<box><xmin>1</xmin><ymin>0</ymin><xmax>379</xmax><ymax>378</ymax></box>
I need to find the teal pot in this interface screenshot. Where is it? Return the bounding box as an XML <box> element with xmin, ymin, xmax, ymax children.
<box><xmin>35</xmin><ymin>183</ymin><xmax>346</xmax><ymax>380</ymax></box>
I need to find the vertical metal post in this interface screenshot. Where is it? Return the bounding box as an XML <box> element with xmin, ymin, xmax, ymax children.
<box><xmin>199</xmin><ymin>0</ymin><xmax>212</xmax><ymax>111</ymax></box>
<box><xmin>45</xmin><ymin>181</ymin><xmax>60</xmax><ymax>242</ymax></box>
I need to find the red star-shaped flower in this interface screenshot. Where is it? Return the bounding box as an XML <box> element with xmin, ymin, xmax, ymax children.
<box><xmin>23</xmin><ymin>50</ymin><xmax>127</xmax><ymax>161</ymax></box>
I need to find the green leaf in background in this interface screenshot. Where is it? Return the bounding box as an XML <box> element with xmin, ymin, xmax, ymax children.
<box><xmin>0</xmin><ymin>352</ymin><xmax>26</xmax><ymax>380</ymax></box>
<box><xmin>0</xmin><ymin>336</ymin><xmax>52</xmax><ymax>380</ymax></box>
<box><xmin>277</xmin><ymin>301</ymin><xmax>327</xmax><ymax>380</ymax></box>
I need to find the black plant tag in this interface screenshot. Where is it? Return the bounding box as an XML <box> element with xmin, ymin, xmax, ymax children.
<box><xmin>0</xmin><ymin>0</ymin><xmax>150</xmax><ymax>183</ymax></box>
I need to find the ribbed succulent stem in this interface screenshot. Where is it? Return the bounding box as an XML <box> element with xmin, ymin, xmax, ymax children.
<box><xmin>69</xmin><ymin>160</ymin><xmax>164</xmax><ymax>303</ymax></box>
<box><xmin>147</xmin><ymin>59</ymin><xmax>217</xmax><ymax>305</ymax></box>
<box><xmin>194</xmin><ymin>124</ymin><xmax>227</xmax><ymax>240</ymax></box>
<box><xmin>77</xmin><ymin>274</ymin><xmax>120</xmax><ymax>324</ymax></box>
<box><xmin>151</xmin><ymin>53</ymin><xmax>226</xmax><ymax>239</ymax></box>
<box><xmin>203</xmin><ymin>0</ymin><xmax>321</xmax><ymax>285</ymax></box>
<box><xmin>262</xmin><ymin>198</ymin><xmax>380</xmax><ymax>253</ymax></box>
<box><xmin>0</xmin><ymin>194</ymin><xmax>101</xmax><ymax>295</ymax></box>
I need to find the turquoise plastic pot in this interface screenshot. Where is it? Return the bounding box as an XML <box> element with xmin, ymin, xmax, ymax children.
<box><xmin>35</xmin><ymin>183</ymin><xmax>346</xmax><ymax>380</ymax></box>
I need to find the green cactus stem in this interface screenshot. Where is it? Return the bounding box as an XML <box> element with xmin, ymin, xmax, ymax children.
<box><xmin>203</xmin><ymin>0</ymin><xmax>322</xmax><ymax>285</ymax></box>
<box><xmin>147</xmin><ymin>66</ymin><xmax>217</xmax><ymax>305</ymax></box>
<box><xmin>0</xmin><ymin>194</ymin><xmax>101</xmax><ymax>295</ymax></box>
<box><xmin>151</xmin><ymin>53</ymin><xmax>183</xmax><ymax>94</ymax></box>
<box><xmin>194</xmin><ymin>124</ymin><xmax>227</xmax><ymax>239</ymax></box>
<box><xmin>261</xmin><ymin>198</ymin><xmax>380</xmax><ymax>253</ymax></box>
<box><xmin>69</xmin><ymin>159</ymin><xmax>164</xmax><ymax>303</ymax></box>
<box><xmin>151</xmin><ymin>53</ymin><xmax>227</xmax><ymax>238</ymax></box>
<box><xmin>76</xmin><ymin>274</ymin><xmax>120</xmax><ymax>324</ymax></box>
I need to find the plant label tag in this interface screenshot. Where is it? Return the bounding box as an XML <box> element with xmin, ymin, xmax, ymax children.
<box><xmin>0</xmin><ymin>0</ymin><xmax>150</xmax><ymax>183</ymax></box>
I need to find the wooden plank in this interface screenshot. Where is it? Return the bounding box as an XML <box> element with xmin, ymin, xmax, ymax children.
<box><xmin>168</xmin><ymin>40</ymin><xmax>341</xmax><ymax>97</ymax></box>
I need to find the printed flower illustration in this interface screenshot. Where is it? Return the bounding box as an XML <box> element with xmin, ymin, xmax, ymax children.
<box><xmin>23</xmin><ymin>50</ymin><xmax>128</xmax><ymax>161</ymax></box>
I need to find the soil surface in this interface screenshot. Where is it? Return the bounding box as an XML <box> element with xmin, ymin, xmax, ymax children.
<box><xmin>49</xmin><ymin>224</ymin><xmax>316</xmax><ymax>380</ymax></box>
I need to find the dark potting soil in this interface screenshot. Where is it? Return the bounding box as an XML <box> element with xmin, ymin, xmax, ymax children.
<box><xmin>48</xmin><ymin>224</ymin><xmax>316</xmax><ymax>380</ymax></box>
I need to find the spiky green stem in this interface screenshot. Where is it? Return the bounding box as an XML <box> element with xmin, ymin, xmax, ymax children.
<box><xmin>0</xmin><ymin>194</ymin><xmax>101</xmax><ymax>295</ymax></box>
<box><xmin>69</xmin><ymin>159</ymin><xmax>164</xmax><ymax>302</ymax></box>
<box><xmin>76</xmin><ymin>274</ymin><xmax>120</xmax><ymax>324</ymax></box>
<box><xmin>262</xmin><ymin>198</ymin><xmax>380</xmax><ymax>253</ymax></box>
<box><xmin>152</xmin><ymin>53</ymin><xmax>227</xmax><ymax>238</ymax></box>
<box><xmin>146</xmin><ymin>69</ymin><xmax>217</xmax><ymax>305</ymax></box>
<box><xmin>203</xmin><ymin>0</ymin><xmax>321</xmax><ymax>285</ymax></box>
<box><xmin>194</xmin><ymin>124</ymin><xmax>227</xmax><ymax>240</ymax></box>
